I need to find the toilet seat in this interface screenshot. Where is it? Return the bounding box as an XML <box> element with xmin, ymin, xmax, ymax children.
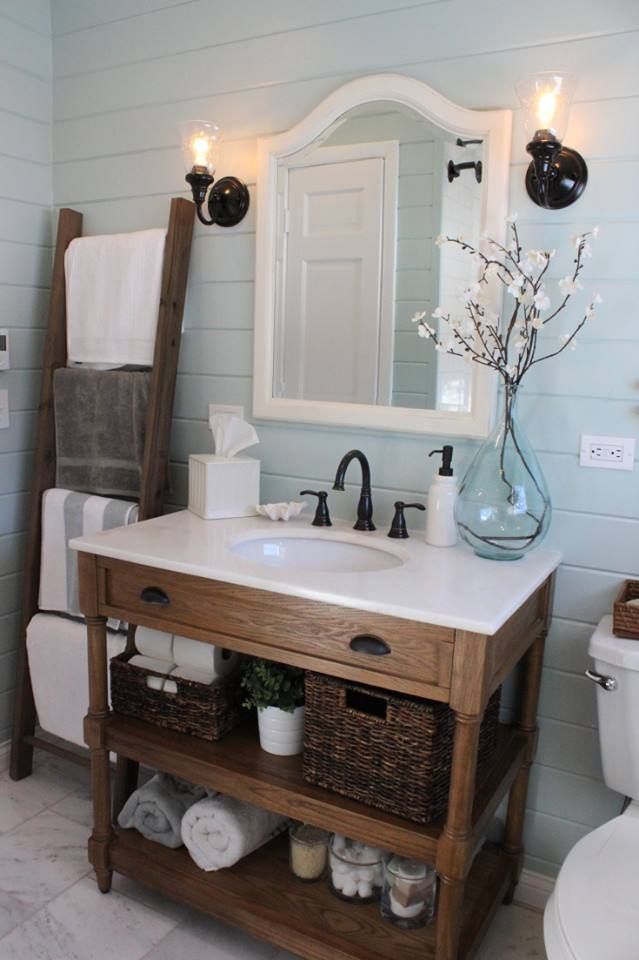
<box><xmin>544</xmin><ymin>808</ymin><xmax>639</xmax><ymax>960</ymax></box>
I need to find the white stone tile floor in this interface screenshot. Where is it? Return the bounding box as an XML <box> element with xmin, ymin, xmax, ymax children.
<box><xmin>0</xmin><ymin>756</ymin><xmax>548</xmax><ymax>958</ymax></box>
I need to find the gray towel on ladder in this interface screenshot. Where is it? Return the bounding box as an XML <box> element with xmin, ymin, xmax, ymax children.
<box><xmin>54</xmin><ymin>367</ymin><xmax>151</xmax><ymax>498</ymax></box>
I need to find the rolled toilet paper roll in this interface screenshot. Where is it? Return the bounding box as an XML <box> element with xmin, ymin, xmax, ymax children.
<box><xmin>169</xmin><ymin>665</ymin><xmax>215</xmax><ymax>686</ymax></box>
<box><xmin>173</xmin><ymin>636</ymin><xmax>238</xmax><ymax>678</ymax></box>
<box><xmin>134</xmin><ymin>626</ymin><xmax>173</xmax><ymax>660</ymax></box>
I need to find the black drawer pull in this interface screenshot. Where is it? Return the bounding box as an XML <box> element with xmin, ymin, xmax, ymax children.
<box><xmin>140</xmin><ymin>586</ymin><xmax>170</xmax><ymax>605</ymax></box>
<box><xmin>349</xmin><ymin>634</ymin><xmax>391</xmax><ymax>656</ymax></box>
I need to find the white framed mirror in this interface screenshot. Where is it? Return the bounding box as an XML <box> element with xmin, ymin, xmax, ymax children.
<box><xmin>253</xmin><ymin>74</ymin><xmax>512</xmax><ymax>438</ymax></box>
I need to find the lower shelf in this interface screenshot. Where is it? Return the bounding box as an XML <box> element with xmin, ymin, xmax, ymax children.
<box><xmin>108</xmin><ymin>829</ymin><xmax>510</xmax><ymax>960</ymax></box>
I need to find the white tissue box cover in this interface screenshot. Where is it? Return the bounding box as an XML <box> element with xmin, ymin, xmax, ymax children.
<box><xmin>188</xmin><ymin>454</ymin><xmax>260</xmax><ymax>520</ymax></box>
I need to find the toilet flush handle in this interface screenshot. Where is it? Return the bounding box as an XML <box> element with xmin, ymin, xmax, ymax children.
<box><xmin>585</xmin><ymin>668</ymin><xmax>617</xmax><ymax>692</ymax></box>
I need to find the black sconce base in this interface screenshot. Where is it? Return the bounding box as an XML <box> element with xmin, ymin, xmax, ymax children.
<box><xmin>185</xmin><ymin>171</ymin><xmax>250</xmax><ymax>227</ymax></box>
<box><xmin>525</xmin><ymin>143</ymin><xmax>588</xmax><ymax>210</ymax></box>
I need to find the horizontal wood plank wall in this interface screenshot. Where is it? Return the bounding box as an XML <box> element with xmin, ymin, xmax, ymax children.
<box><xmin>0</xmin><ymin>0</ymin><xmax>52</xmax><ymax>744</ymax></box>
<box><xmin>47</xmin><ymin>0</ymin><xmax>639</xmax><ymax>875</ymax></box>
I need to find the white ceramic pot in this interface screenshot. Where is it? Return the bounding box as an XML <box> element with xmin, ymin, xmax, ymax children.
<box><xmin>257</xmin><ymin>705</ymin><xmax>305</xmax><ymax>756</ymax></box>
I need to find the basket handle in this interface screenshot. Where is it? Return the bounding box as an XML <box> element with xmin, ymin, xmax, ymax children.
<box><xmin>345</xmin><ymin>687</ymin><xmax>388</xmax><ymax>721</ymax></box>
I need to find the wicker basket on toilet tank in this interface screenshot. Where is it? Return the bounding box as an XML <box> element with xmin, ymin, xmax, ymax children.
<box><xmin>303</xmin><ymin>672</ymin><xmax>501</xmax><ymax>824</ymax></box>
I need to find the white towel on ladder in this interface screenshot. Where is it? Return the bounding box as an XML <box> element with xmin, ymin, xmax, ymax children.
<box><xmin>65</xmin><ymin>228</ymin><xmax>166</xmax><ymax>366</ymax></box>
<box><xmin>39</xmin><ymin>489</ymin><xmax>138</xmax><ymax>622</ymax></box>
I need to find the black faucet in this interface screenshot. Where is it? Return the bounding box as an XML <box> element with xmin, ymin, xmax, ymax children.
<box><xmin>333</xmin><ymin>449</ymin><xmax>375</xmax><ymax>531</ymax></box>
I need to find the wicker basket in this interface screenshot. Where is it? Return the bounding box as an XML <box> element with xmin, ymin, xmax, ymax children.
<box><xmin>303</xmin><ymin>673</ymin><xmax>501</xmax><ymax>825</ymax></box>
<box><xmin>110</xmin><ymin>652</ymin><xmax>242</xmax><ymax>741</ymax></box>
<box><xmin>612</xmin><ymin>580</ymin><xmax>639</xmax><ymax>640</ymax></box>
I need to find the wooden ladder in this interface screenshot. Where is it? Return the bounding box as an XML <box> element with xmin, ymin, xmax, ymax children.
<box><xmin>10</xmin><ymin>197</ymin><xmax>195</xmax><ymax>781</ymax></box>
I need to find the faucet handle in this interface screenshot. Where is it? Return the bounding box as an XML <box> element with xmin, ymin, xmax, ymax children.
<box><xmin>300</xmin><ymin>490</ymin><xmax>332</xmax><ymax>527</ymax></box>
<box><xmin>387</xmin><ymin>501</ymin><xmax>425</xmax><ymax>539</ymax></box>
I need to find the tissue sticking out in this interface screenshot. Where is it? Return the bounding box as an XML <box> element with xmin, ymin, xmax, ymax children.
<box><xmin>209</xmin><ymin>412</ymin><xmax>259</xmax><ymax>459</ymax></box>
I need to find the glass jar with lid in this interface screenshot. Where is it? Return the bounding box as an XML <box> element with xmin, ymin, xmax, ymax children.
<box><xmin>380</xmin><ymin>856</ymin><xmax>437</xmax><ymax>928</ymax></box>
<box><xmin>328</xmin><ymin>834</ymin><xmax>384</xmax><ymax>903</ymax></box>
<box><xmin>289</xmin><ymin>823</ymin><xmax>329</xmax><ymax>882</ymax></box>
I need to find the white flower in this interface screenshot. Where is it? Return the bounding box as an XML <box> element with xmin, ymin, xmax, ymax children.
<box><xmin>527</xmin><ymin>250</ymin><xmax>548</xmax><ymax>268</ymax></box>
<box><xmin>569</xmin><ymin>233</ymin><xmax>583</xmax><ymax>249</ymax></box>
<box><xmin>560</xmin><ymin>334</ymin><xmax>577</xmax><ymax>351</ymax></box>
<box><xmin>592</xmin><ymin>225</ymin><xmax>600</xmax><ymax>239</ymax></box>
<box><xmin>435</xmin><ymin>233</ymin><xmax>448</xmax><ymax>247</ymax></box>
<box><xmin>505</xmin><ymin>213</ymin><xmax>518</xmax><ymax>224</ymax></box>
<box><xmin>531</xmin><ymin>315</ymin><xmax>545</xmax><ymax>330</ymax></box>
<box><xmin>558</xmin><ymin>276</ymin><xmax>583</xmax><ymax>297</ymax></box>
<box><xmin>460</xmin><ymin>320</ymin><xmax>476</xmax><ymax>338</ymax></box>
<box><xmin>418</xmin><ymin>322</ymin><xmax>436</xmax><ymax>339</ymax></box>
<box><xmin>547</xmin><ymin>248</ymin><xmax>556</xmax><ymax>258</ymax></box>
<box><xmin>581</xmin><ymin>242</ymin><xmax>593</xmax><ymax>259</ymax></box>
<box><xmin>411</xmin><ymin>310</ymin><xmax>426</xmax><ymax>323</ymax></box>
<box><xmin>585</xmin><ymin>304</ymin><xmax>596</xmax><ymax>320</ymax></box>
<box><xmin>592</xmin><ymin>292</ymin><xmax>603</xmax><ymax>305</ymax></box>
<box><xmin>432</xmin><ymin>306</ymin><xmax>446</xmax><ymax>320</ymax></box>
<box><xmin>435</xmin><ymin>342</ymin><xmax>447</xmax><ymax>353</ymax></box>
<box><xmin>507</xmin><ymin>274</ymin><xmax>525</xmax><ymax>297</ymax></box>
<box><xmin>517</xmin><ymin>287</ymin><xmax>534</xmax><ymax>306</ymax></box>
<box><xmin>534</xmin><ymin>288</ymin><xmax>550</xmax><ymax>311</ymax></box>
<box><xmin>505</xmin><ymin>364</ymin><xmax>518</xmax><ymax>378</ymax></box>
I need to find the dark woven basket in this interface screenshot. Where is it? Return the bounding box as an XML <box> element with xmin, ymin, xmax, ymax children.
<box><xmin>612</xmin><ymin>580</ymin><xmax>639</xmax><ymax>640</ymax></box>
<box><xmin>303</xmin><ymin>672</ymin><xmax>501</xmax><ymax>825</ymax></box>
<box><xmin>110</xmin><ymin>652</ymin><xmax>242</xmax><ymax>741</ymax></box>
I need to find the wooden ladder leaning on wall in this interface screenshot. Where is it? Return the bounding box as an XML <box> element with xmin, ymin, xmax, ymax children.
<box><xmin>10</xmin><ymin>197</ymin><xmax>195</xmax><ymax>782</ymax></box>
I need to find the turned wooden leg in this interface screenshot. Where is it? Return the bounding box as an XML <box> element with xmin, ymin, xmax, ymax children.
<box><xmin>502</xmin><ymin>629</ymin><xmax>546</xmax><ymax>903</ymax></box>
<box><xmin>85</xmin><ymin>614</ymin><xmax>113</xmax><ymax>894</ymax></box>
<box><xmin>9</xmin><ymin>631</ymin><xmax>36</xmax><ymax>780</ymax></box>
<box><xmin>436</xmin><ymin>711</ymin><xmax>483</xmax><ymax>960</ymax></box>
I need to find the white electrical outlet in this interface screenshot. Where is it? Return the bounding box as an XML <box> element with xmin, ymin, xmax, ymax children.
<box><xmin>0</xmin><ymin>329</ymin><xmax>8</xmax><ymax>370</ymax></box>
<box><xmin>208</xmin><ymin>403</ymin><xmax>245</xmax><ymax>420</ymax></box>
<box><xmin>580</xmin><ymin>434</ymin><xmax>635</xmax><ymax>471</ymax></box>
<box><xmin>0</xmin><ymin>389</ymin><xmax>9</xmax><ymax>429</ymax></box>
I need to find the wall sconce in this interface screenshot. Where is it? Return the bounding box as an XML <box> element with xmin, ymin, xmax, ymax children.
<box><xmin>181</xmin><ymin>121</ymin><xmax>250</xmax><ymax>227</ymax></box>
<box><xmin>516</xmin><ymin>73</ymin><xmax>587</xmax><ymax>209</ymax></box>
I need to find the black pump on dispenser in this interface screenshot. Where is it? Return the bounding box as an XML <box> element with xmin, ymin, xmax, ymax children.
<box><xmin>429</xmin><ymin>445</ymin><xmax>454</xmax><ymax>477</ymax></box>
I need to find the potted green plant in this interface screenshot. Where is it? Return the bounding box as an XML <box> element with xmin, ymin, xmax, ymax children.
<box><xmin>240</xmin><ymin>658</ymin><xmax>305</xmax><ymax>755</ymax></box>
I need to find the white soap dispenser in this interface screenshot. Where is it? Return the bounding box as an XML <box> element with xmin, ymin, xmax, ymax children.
<box><xmin>425</xmin><ymin>446</ymin><xmax>458</xmax><ymax>547</ymax></box>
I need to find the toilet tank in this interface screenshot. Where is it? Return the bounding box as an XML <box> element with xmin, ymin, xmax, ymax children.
<box><xmin>589</xmin><ymin>616</ymin><xmax>639</xmax><ymax>799</ymax></box>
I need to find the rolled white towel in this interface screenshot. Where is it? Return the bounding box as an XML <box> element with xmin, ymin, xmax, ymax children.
<box><xmin>135</xmin><ymin>626</ymin><xmax>173</xmax><ymax>660</ymax></box>
<box><xmin>173</xmin><ymin>636</ymin><xmax>238</xmax><ymax>678</ymax></box>
<box><xmin>181</xmin><ymin>795</ymin><xmax>287</xmax><ymax>871</ymax></box>
<box><xmin>118</xmin><ymin>773</ymin><xmax>206</xmax><ymax>848</ymax></box>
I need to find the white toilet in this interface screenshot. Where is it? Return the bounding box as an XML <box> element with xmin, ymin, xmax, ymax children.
<box><xmin>544</xmin><ymin>615</ymin><xmax>639</xmax><ymax>959</ymax></box>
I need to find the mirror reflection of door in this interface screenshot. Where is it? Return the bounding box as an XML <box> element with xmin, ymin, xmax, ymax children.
<box><xmin>275</xmin><ymin>142</ymin><xmax>398</xmax><ymax>404</ymax></box>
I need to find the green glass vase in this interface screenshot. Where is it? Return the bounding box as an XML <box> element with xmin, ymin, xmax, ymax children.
<box><xmin>455</xmin><ymin>386</ymin><xmax>551</xmax><ymax>560</ymax></box>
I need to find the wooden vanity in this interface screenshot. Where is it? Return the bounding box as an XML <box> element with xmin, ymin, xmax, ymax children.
<box><xmin>74</xmin><ymin>511</ymin><xmax>558</xmax><ymax>960</ymax></box>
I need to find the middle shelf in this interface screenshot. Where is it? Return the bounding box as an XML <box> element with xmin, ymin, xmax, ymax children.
<box><xmin>106</xmin><ymin>714</ymin><xmax>525</xmax><ymax>861</ymax></box>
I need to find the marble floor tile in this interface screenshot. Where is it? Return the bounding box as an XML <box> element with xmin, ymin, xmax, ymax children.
<box><xmin>0</xmin><ymin>810</ymin><xmax>90</xmax><ymax>939</ymax></box>
<box><xmin>476</xmin><ymin>903</ymin><xmax>547</xmax><ymax>960</ymax></box>
<box><xmin>0</xmin><ymin>758</ymin><xmax>89</xmax><ymax>834</ymax></box>
<box><xmin>0</xmin><ymin>876</ymin><xmax>176</xmax><ymax>960</ymax></box>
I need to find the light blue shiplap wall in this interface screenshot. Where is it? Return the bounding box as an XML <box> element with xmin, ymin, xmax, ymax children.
<box><xmin>0</xmin><ymin>0</ymin><xmax>52</xmax><ymax>742</ymax></box>
<box><xmin>45</xmin><ymin>0</ymin><xmax>639</xmax><ymax>875</ymax></box>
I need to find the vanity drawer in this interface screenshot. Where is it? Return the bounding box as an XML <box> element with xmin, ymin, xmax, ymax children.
<box><xmin>98</xmin><ymin>558</ymin><xmax>454</xmax><ymax>699</ymax></box>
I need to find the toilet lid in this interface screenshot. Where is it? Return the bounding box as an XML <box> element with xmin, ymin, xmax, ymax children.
<box><xmin>552</xmin><ymin>811</ymin><xmax>639</xmax><ymax>960</ymax></box>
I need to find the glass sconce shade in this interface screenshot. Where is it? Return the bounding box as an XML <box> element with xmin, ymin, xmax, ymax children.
<box><xmin>516</xmin><ymin>73</ymin><xmax>576</xmax><ymax>142</ymax></box>
<box><xmin>181</xmin><ymin>120</ymin><xmax>221</xmax><ymax>174</ymax></box>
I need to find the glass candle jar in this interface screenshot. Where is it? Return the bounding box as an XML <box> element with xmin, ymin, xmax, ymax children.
<box><xmin>289</xmin><ymin>823</ymin><xmax>329</xmax><ymax>882</ymax></box>
<box><xmin>328</xmin><ymin>834</ymin><xmax>384</xmax><ymax>903</ymax></box>
<box><xmin>380</xmin><ymin>856</ymin><xmax>437</xmax><ymax>928</ymax></box>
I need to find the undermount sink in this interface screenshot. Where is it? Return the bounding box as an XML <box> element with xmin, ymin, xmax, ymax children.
<box><xmin>228</xmin><ymin>534</ymin><xmax>405</xmax><ymax>573</ymax></box>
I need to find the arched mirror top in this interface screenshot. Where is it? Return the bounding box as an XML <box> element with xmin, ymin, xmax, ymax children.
<box><xmin>254</xmin><ymin>74</ymin><xmax>512</xmax><ymax>438</ymax></box>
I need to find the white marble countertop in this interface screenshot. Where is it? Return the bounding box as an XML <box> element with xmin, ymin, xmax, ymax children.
<box><xmin>71</xmin><ymin>510</ymin><xmax>560</xmax><ymax>635</ymax></box>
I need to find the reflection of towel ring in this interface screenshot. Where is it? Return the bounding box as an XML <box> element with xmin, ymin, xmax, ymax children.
<box><xmin>447</xmin><ymin>159</ymin><xmax>483</xmax><ymax>183</ymax></box>
<box><xmin>455</xmin><ymin>137</ymin><xmax>483</xmax><ymax>147</ymax></box>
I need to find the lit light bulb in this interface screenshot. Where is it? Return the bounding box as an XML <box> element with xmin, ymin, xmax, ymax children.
<box><xmin>536</xmin><ymin>91</ymin><xmax>557</xmax><ymax>129</ymax></box>
<box><xmin>190</xmin><ymin>135</ymin><xmax>211</xmax><ymax>168</ymax></box>
<box><xmin>180</xmin><ymin>121</ymin><xmax>221</xmax><ymax>175</ymax></box>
